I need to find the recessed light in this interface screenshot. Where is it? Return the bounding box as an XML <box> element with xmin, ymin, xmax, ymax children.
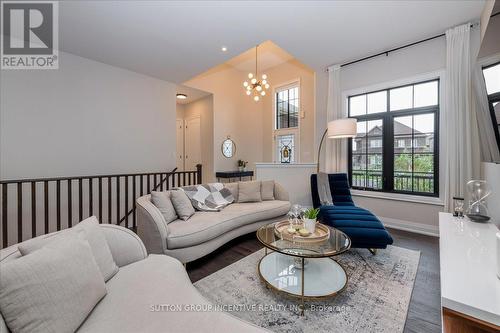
<box><xmin>221</xmin><ymin>46</ymin><xmax>228</xmax><ymax>52</ymax></box>
<box><xmin>176</xmin><ymin>93</ymin><xmax>187</xmax><ymax>100</ymax></box>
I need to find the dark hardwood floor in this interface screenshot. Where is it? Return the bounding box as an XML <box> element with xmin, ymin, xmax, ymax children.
<box><xmin>187</xmin><ymin>228</ymin><xmax>441</xmax><ymax>333</ymax></box>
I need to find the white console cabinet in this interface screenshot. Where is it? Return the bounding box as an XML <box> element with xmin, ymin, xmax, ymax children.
<box><xmin>439</xmin><ymin>212</ymin><xmax>500</xmax><ymax>332</ymax></box>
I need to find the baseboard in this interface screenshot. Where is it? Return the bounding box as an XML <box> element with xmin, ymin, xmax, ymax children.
<box><xmin>380</xmin><ymin>216</ymin><xmax>439</xmax><ymax>237</ymax></box>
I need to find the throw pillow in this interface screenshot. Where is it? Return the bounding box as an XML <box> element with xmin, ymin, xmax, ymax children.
<box><xmin>18</xmin><ymin>216</ymin><xmax>119</xmax><ymax>282</ymax></box>
<box><xmin>151</xmin><ymin>191</ymin><xmax>178</xmax><ymax>223</ymax></box>
<box><xmin>0</xmin><ymin>235</ymin><xmax>106</xmax><ymax>333</ymax></box>
<box><xmin>261</xmin><ymin>180</ymin><xmax>275</xmax><ymax>201</ymax></box>
<box><xmin>238</xmin><ymin>180</ymin><xmax>262</xmax><ymax>203</ymax></box>
<box><xmin>224</xmin><ymin>182</ymin><xmax>239</xmax><ymax>202</ymax></box>
<box><xmin>181</xmin><ymin>183</ymin><xmax>234</xmax><ymax>212</ymax></box>
<box><xmin>170</xmin><ymin>189</ymin><xmax>195</xmax><ymax>220</ymax></box>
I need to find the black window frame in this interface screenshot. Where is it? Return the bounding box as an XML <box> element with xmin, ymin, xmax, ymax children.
<box><xmin>275</xmin><ymin>85</ymin><xmax>299</xmax><ymax>130</ymax></box>
<box><xmin>348</xmin><ymin>79</ymin><xmax>440</xmax><ymax>197</ymax></box>
<box><xmin>482</xmin><ymin>62</ymin><xmax>500</xmax><ymax>151</ymax></box>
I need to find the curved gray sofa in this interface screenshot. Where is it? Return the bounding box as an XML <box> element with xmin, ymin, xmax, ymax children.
<box><xmin>136</xmin><ymin>182</ymin><xmax>290</xmax><ymax>264</ymax></box>
<box><xmin>0</xmin><ymin>224</ymin><xmax>269</xmax><ymax>333</ymax></box>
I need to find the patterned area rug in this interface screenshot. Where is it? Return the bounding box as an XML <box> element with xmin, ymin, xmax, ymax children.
<box><xmin>194</xmin><ymin>246</ymin><xmax>420</xmax><ymax>333</ymax></box>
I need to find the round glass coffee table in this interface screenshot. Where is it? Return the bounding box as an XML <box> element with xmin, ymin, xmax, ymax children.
<box><xmin>256</xmin><ymin>222</ymin><xmax>351</xmax><ymax>315</ymax></box>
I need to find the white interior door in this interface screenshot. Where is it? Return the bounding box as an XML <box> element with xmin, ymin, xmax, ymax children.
<box><xmin>176</xmin><ymin>119</ymin><xmax>184</xmax><ymax>171</ymax></box>
<box><xmin>184</xmin><ymin>117</ymin><xmax>201</xmax><ymax>171</ymax></box>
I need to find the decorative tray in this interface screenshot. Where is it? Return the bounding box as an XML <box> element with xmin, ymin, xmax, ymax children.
<box><xmin>274</xmin><ymin>220</ymin><xmax>330</xmax><ymax>244</ymax></box>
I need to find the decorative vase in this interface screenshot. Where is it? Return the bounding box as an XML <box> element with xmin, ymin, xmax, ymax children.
<box><xmin>304</xmin><ymin>218</ymin><xmax>316</xmax><ymax>234</ymax></box>
<box><xmin>238</xmin><ymin>166</ymin><xmax>244</xmax><ymax>172</ymax></box>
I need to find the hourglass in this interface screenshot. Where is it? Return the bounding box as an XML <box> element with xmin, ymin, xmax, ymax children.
<box><xmin>466</xmin><ymin>180</ymin><xmax>491</xmax><ymax>223</ymax></box>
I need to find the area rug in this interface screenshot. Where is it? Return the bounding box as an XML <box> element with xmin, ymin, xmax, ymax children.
<box><xmin>194</xmin><ymin>246</ymin><xmax>420</xmax><ymax>333</ymax></box>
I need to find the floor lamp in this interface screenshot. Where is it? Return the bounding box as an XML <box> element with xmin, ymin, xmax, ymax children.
<box><xmin>316</xmin><ymin>118</ymin><xmax>357</xmax><ymax>173</ymax></box>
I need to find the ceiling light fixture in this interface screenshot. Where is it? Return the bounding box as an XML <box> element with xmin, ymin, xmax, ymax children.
<box><xmin>221</xmin><ymin>46</ymin><xmax>228</xmax><ymax>52</ymax></box>
<box><xmin>176</xmin><ymin>93</ymin><xmax>187</xmax><ymax>100</ymax></box>
<box><xmin>243</xmin><ymin>44</ymin><xmax>270</xmax><ymax>102</ymax></box>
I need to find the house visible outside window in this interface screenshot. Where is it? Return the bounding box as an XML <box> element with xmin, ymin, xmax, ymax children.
<box><xmin>482</xmin><ymin>62</ymin><xmax>500</xmax><ymax>150</ymax></box>
<box><xmin>274</xmin><ymin>82</ymin><xmax>300</xmax><ymax>163</ymax></box>
<box><xmin>348</xmin><ymin>79</ymin><xmax>439</xmax><ymax>196</ymax></box>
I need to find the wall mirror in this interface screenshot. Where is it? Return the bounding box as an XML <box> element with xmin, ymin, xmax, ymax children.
<box><xmin>221</xmin><ymin>138</ymin><xmax>235</xmax><ymax>158</ymax></box>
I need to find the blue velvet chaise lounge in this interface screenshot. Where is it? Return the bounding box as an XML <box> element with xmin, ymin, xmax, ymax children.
<box><xmin>310</xmin><ymin>173</ymin><xmax>393</xmax><ymax>253</ymax></box>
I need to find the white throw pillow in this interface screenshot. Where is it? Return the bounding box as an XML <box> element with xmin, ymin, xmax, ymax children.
<box><xmin>151</xmin><ymin>191</ymin><xmax>178</xmax><ymax>224</ymax></box>
<box><xmin>238</xmin><ymin>181</ymin><xmax>262</xmax><ymax>203</ymax></box>
<box><xmin>0</xmin><ymin>235</ymin><xmax>106</xmax><ymax>333</ymax></box>
<box><xmin>170</xmin><ymin>189</ymin><xmax>195</xmax><ymax>220</ymax></box>
<box><xmin>261</xmin><ymin>180</ymin><xmax>275</xmax><ymax>201</ymax></box>
<box><xmin>18</xmin><ymin>216</ymin><xmax>118</xmax><ymax>282</ymax></box>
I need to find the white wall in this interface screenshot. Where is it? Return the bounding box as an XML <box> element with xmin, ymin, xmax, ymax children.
<box><xmin>1</xmin><ymin>50</ymin><xmax>178</xmax><ymax>179</ymax></box>
<box><xmin>1</xmin><ymin>50</ymin><xmax>178</xmax><ymax>246</ymax></box>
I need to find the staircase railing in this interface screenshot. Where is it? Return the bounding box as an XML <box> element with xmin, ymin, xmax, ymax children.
<box><xmin>0</xmin><ymin>164</ymin><xmax>202</xmax><ymax>248</ymax></box>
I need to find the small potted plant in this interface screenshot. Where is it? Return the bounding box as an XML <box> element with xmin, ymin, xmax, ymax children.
<box><xmin>302</xmin><ymin>208</ymin><xmax>320</xmax><ymax>233</ymax></box>
<box><xmin>237</xmin><ymin>160</ymin><xmax>248</xmax><ymax>172</ymax></box>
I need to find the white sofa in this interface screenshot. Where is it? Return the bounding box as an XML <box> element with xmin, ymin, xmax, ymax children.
<box><xmin>136</xmin><ymin>182</ymin><xmax>290</xmax><ymax>263</ymax></box>
<box><xmin>0</xmin><ymin>224</ymin><xmax>269</xmax><ymax>333</ymax></box>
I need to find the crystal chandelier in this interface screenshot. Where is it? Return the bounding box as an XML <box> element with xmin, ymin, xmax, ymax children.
<box><xmin>243</xmin><ymin>45</ymin><xmax>270</xmax><ymax>102</ymax></box>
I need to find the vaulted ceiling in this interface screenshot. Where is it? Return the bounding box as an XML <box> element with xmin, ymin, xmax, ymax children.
<box><xmin>58</xmin><ymin>1</ymin><xmax>486</xmax><ymax>83</ymax></box>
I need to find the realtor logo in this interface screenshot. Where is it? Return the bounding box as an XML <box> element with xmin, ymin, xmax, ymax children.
<box><xmin>1</xmin><ymin>1</ymin><xmax>58</xmax><ymax>69</ymax></box>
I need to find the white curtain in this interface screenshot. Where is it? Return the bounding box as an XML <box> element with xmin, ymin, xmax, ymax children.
<box><xmin>443</xmin><ymin>23</ymin><xmax>481</xmax><ymax>212</ymax></box>
<box><xmin>324</xmin><ymin>65</ymin><xmax>348</xmax><ymax>173</ymax></box>
<box><xmin>473</xmin><ymin>63</ymin><xmax>500</xmax><ymax>163</ymax></box>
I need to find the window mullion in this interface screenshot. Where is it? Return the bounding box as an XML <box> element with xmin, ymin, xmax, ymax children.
<box><xmin>384</xmin><ymin>113</ymin><xmax>393</xmax><ymax>192</ymax></box>
<box><xmin>434</xmin><ymin>110</ymin><xmax>440</xmax><ymax>195</ymax></box>
<box><xmin>287</xmin><ymin>89</ymin><xmax>290</xmax><ymax>128</ymax></box>
<box><xmin>411</xmin><ymin>115</ymin><xmax>415</xmax><ymax>192</ymax></box>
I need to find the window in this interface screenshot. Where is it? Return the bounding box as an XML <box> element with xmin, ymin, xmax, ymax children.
<box><xmin>348</xmin><ymin>79</ymin><xmax>439</xmax><ymax>196</ymax></box>
<box><xmin>370</xmin><ymin>139</ymin><xmax>382</xmax><ymax>148</ymax></box>
<box><xmin>276</xmin><ymin>86</ymin><xmax>299</xmax><ymax>129</ymax></box>
<box><xmin>482</xmin><ymin>62</ymin><xmax>500</xmax><ymax>151</ymax></box>
<box><xmin>274</xmin><ymin>82</ymin><xmax>300</xmax><ymax>163</ymax></box>
<box><xmin>276</xmin><ymin>134</ymin><xmax>295</xmax><ymax>163</ymax></box>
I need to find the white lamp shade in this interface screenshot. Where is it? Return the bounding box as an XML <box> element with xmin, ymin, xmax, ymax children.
<box><xmin>327</xmin><ymin>118</ymin><xmax>357</xmax><ymax>139</ymax></box>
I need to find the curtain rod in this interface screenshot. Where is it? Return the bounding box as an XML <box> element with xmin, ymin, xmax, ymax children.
<box><xmin>326</xmin><ymin>21</ymin><xmax>480</xmax><ymax>71</ymax></box>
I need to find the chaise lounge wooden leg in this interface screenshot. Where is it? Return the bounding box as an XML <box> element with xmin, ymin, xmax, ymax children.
<box><xmin>368</xmin><ymin>248</ymin><xmax>377</xmax><ymax>255</ymax></box>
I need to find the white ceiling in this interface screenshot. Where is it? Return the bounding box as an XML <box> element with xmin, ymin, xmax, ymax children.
<box><xmin>176</xmin><ymin>85</ymin><xmax>211</xmax><ymax>105</ymax></box>
<box><xmin>58</xmin><ymin>1</ymin><xmax>486</xmax><ymax>84</ymax></box>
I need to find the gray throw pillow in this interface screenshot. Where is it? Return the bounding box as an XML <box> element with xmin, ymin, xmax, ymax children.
<box><xmin>170</xmin><ymin>189</ymin><xmax>195</xmax><ymax>220</ymax></box>
<box><xmin>238</xmin><ymin>180</ymin><xmax>262</xmax><ymax>203</ymax></box>
<box><xmin>261</xmin><ymin>180</ymin><xmax>275</xmax><ymax>201</ymax></box>
<box><xmin>0</xmin><ymin>234</ymin><xmax>106</xmax><ymax>333</ymax></box>
<box><xmin>18</xmin><ymin>216</ymin><xmax>118</xmax><ymax>282</ymax></box>
<box><xmin>224</xmin><ymin>182</ymin><xmax>239</xmax><ymax>202</ymax></box>
<box><xmin>151</xmin><ymin>191</ymin><xmax>178</xmax><ymax>223</ymax></box>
